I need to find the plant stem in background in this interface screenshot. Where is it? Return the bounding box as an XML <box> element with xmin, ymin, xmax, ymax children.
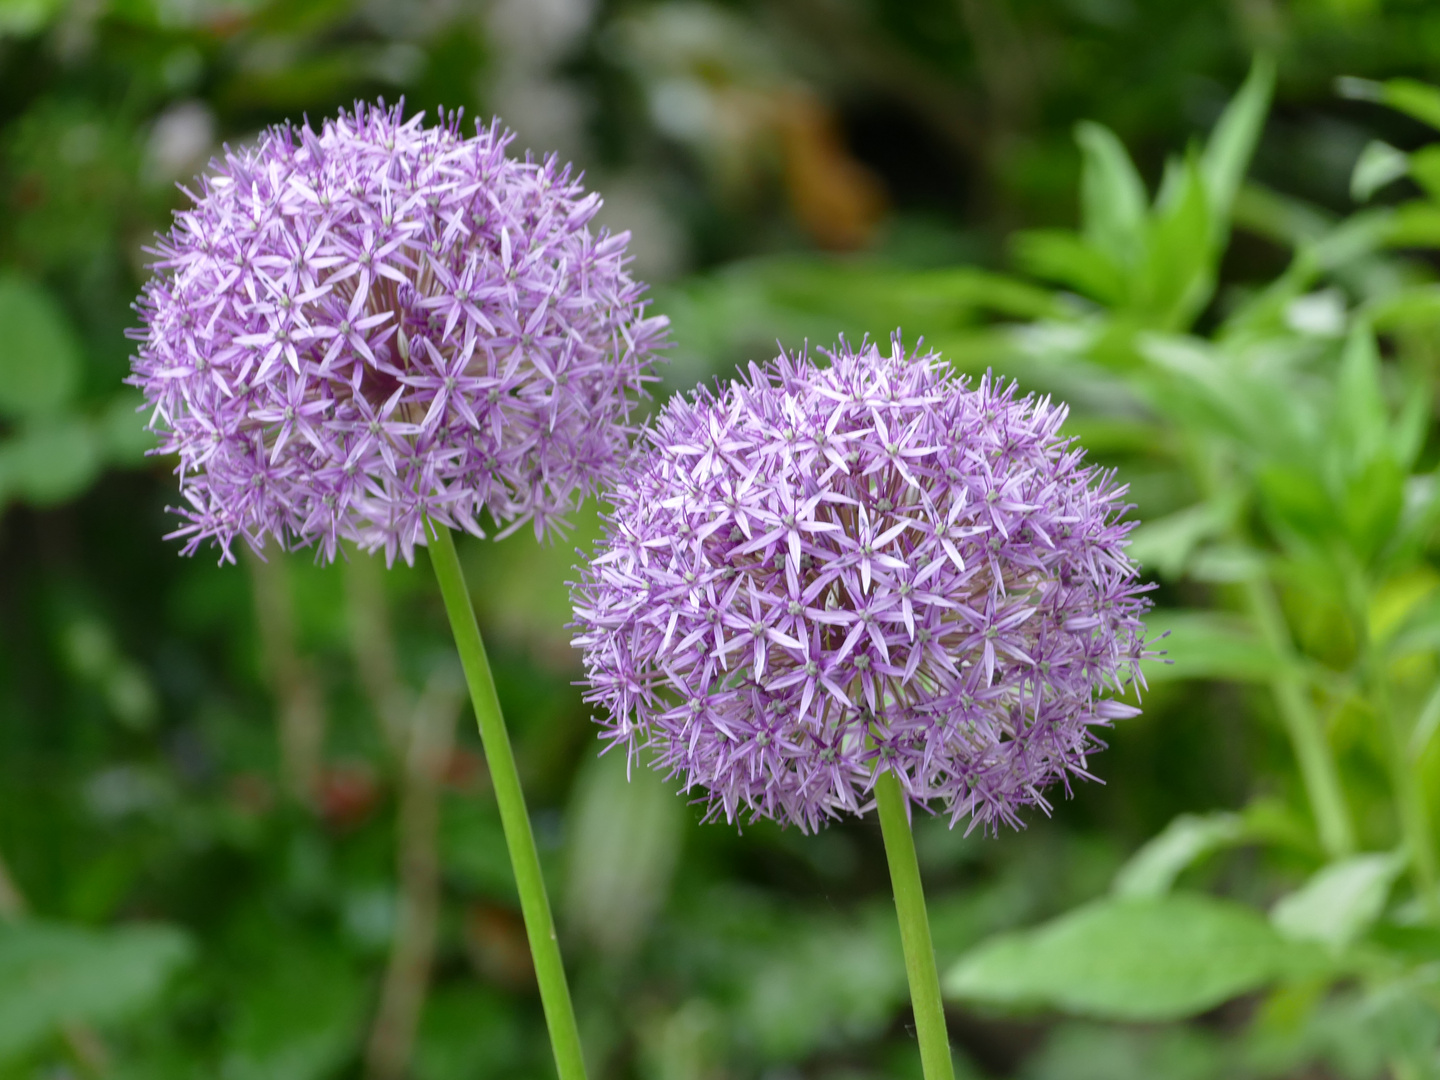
<box><xmin>426</xmin><ymin>522</ymin><xmax>588</xmax><ymax>1080</ymax></box>
<box><xmin>247</xmin><ymin>550</ymin><xmax>326</xmax><ymax>803</ymax></box>
<box><xmin>344</xmin><ymin>548</ymin><xmax>411</xmax><ymax>759</ymax></box>
<box><xmin>0</xmin><ymin>851</ymin><xmax>22</xmax><ymax>919</ymax></box>
<box><xmin>1188</xmin><ymin>442</ymin><xmax>1356</xmax><ymax>859</ymax></box>
<box><xmin>365</xmin><ymin>671</ymin><xmax>462</xmax><ymax>1080</ymax></box>
<box><xmin>875</xmin><ymin>769</ymin><xmax>955</xmax><ymax>1080</ymax></box>
<box><xmin>1243</xmin><ymin>577</ymin><xmax>1356</xmax><ymax>858</ymax></box>
<box><xmin>1366</xmin><ymin>655</ymin><xmax>1440</xmax><ymax>920</ymax></box>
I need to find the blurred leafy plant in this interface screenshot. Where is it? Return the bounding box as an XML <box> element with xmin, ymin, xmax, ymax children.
<box><xmin>664</xmin><ymin>58</ymin><xmax>1440</xmax><ymax>1078</ymax></box>
<box><xmin>9</xmin><ymin>2</ymin><xmax>1440</xmax><ymax>1078</ymax></box>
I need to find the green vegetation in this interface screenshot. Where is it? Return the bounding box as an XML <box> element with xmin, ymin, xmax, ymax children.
<box><xmin>6</xmin><ymin>2</ymin><xmax>1440</xmax><ymax>1078</ymax></box>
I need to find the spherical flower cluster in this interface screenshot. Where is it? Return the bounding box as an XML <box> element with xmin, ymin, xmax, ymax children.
<box><xmin>572</xmin><ymin>338</ymin><xmax>1150</xmax><ymax>832</ymax></box>
<box><xmin>130</xmin><ymin>101</ymin><xmax>667</xmax><ymax>564</ymax></box>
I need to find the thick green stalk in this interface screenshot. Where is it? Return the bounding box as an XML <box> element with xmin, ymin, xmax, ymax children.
<box><xmin>875</xmin><ymin>769</ymin><xmax>955</xmax><ymax>1080</ymax></box>
<box><xmin>1242</xmin><ymin>577</ymin><xmax>1356</xmax><ymax>858</ymax></box>
<box><xmin>426</xmin><ymin>523</ymin><xmax>588</xmax><ymax>1080</ymax></box>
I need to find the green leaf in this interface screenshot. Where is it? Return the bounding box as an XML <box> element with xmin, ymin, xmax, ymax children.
<box><xmin>1011</xmin><ymin>229</ymin><xmax>1126</xmax><ymax>305</ymax></box>
<box><xmin>944</xmin><ymin>893</ymin><xmax>1323</xmax><ymax>1022</ymax></box>
<box><xmin>1142</xmin><ymin>609</ymin><xmax>1279</xmax><ymax>684</ymax></box>
<box><xmin>1376</xmin><ymin>77</ymin><xmax>1440</xmax><ymax>132</ymax></box>
<box><xmin>1257</xmin><ymin>464</ymin><xmax>1335</xmax><ymax>548</ymax></box>
<box><xmin>1406</xmin><ymin>145</ymin><xmax>1440</xmax><ymax>202</ymax></box>
<box><xmin>1342</xmin><ymin>456</ymin><xmax>1404</xmax><ymax>561</ymax></box>
<box><xmin>1112</xmin><ymin>813</ymin><xmax>1248</xmax><ymax>899</ymax></box>
<box><xmin>1271</xmin><ymin>852</ymin><xmax>1406</xmax><ymax>950</ymax></box>
<box><xmin>0</xmin><ymin>417</ymin><xmax>102</xmax><ymax>507</ymax></box>
<box><xmin>0</xmin><ymin>0</ymin><xmax>66</xmax><ymax>36</ymax></box>
<box><xmin>1202</xmin><ymin>54</ymin><xmax>1276</xmax><ymax>222</ymax></box>
<box><xmin>1076</xmin><ymin>121</ymin><xmax>1147</xmax><ymax>268</ymax></box>
<box><xmin>1233</xmin><ymin>181</ymin><xmax>1333</xmax><ymax>249</ymax></box>
<box><xmin>222</xmin><ymin>933</ymin><xmax>366</xmax><ymax>1080</ymax></box>
<box><xmin>1126</xmin><ymin>496</ymin><xmax>1237</xmax><ymax>580</ymax></box>
<box><xmin>1137</xmin><ymin>157</ymin><xmax>1215</xmax><ymax>329</ymax></box>
<box><xmin>1187</xmin><ymin>544</ymin><xmax>1266</xmax><ymax>584</ymax></box>
<box><xmin>1386</xmin><ymin>203</ymin><xmax>1440</xmax><ymax>247</ymax></box>
<box><xmin>1367</xmin><ymin>284</ymin><xmax>1440</xmax><ymax>331</ymax></box>
<box><xmin>0</xmin><ymin>920</ymin><xmax>193</xmax><ymax>1062</ymax></box>
<box><xmin>99</xmin><ymin>391</ymin><xmax>156</xmax><ymax>466</ymax></box>
<box><xmin>564</xmin><ymin>749</ymin><xmax>684</xmax><ymax>958</ymax></box>
<box><xmin>1351</xmin><ymin>141</ymin><xmax>1410</xmax><ymax>202</ymax></box>
<box><xmin>1309</xmin><ymin>208</ymin><xmax>1394</xmax><ymax>272</ymax></box>
<box><xmin>1335</xmin><ymin>323</ymin><xmax>1388</xmax><ymax>469</ymax></box>
<box><xmin>0</xmin><ymin>273</ymin><xmax>83</xmax><ymax>419</ymax></box>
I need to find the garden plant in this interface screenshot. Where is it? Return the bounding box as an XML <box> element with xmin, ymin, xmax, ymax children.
<box><xmin>5</xmin><ymin>4</ymin><xmax>1440</xmax><ymax>1080</ymax></box>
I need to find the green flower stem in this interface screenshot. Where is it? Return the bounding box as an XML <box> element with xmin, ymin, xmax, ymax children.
<box><xmin>1187</xmin><ymin>438</ymin><xmax>1354</xmax><ymax>859</ymax></box>
<box><xmin>1367</xmin><ymin>653</ymin><xmax>1440</xmax><ymax>920</ymax></box>
<box><xmin>1242</xmin><ymin>576</ymin><xmax>1356</xmax><ymax>859</ymax></box>
<box><xmin>426</xmin><ymin>522</ymin><xmax>588</xmax><ymax>1080</ymax></box>
<box><xmin>875</xmin><ymin>769</ymin><xmax>955</xmax><ymax>1080</ymax></box>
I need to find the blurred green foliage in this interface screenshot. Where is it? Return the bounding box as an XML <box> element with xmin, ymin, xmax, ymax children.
<box><xmin>7</xmin><ymin>1</ymin><xmax>1440</xmax><ymax>1078</ymax></box>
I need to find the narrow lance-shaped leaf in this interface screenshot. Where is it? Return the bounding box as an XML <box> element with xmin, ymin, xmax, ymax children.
<box><xmin>1351</xmin><ymin>140</ymin><xmax>1410</xmax><ymax>202</ymax></box>
<box><xmin>1112</xmin><ymin>813</ymin><xmax>1249</xmax><ymax>899</ymax></box>
<box><xmin>1270</xmin><ymin>852</ymin><xmax>1406</xmax><ymax>951</ymax></box>
<box><xmin>1138</xmin><ymin>155</ymin><xmax>1215</xmax><ymax>329</ymax></box>
<box><xmin>1335</xmin><ymin>322</ymin><xmax>1388</xmax><ymax>470</ymax></box>
<box><xmin>1077</xmin><ymin>120</ymin><xmax>1147</xmax><ymax>270</ymax></box>
<box><xmin>1202</xmin><ymin>54</ymin><xmax>1276</xmax><ymax>226</ymax></box>
<box><xmin>1340</xmin><ymin>76</ymin><xmax>1440</xmax><ymax>133</ymax></box>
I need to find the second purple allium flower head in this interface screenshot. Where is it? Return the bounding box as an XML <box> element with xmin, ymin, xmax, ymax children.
<box><xmin>131</xmin><ymin>101</ymin><xmax>667</xmax><ymax>564</ymax></box>
<box><xmin>572</xmin><ymin>338</ymin><xmax>1150</xmax><ymax>832</ymax></box>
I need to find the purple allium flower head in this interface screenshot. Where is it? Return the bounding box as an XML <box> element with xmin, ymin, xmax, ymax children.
<box><xmin>571</xmin><ymin>337</ymin><xmax>1150</xmax><ymax>833</ymax></box>
<box><xmin>130</xmin><ymin>101</ymin><xmax>667</xmax><ymax>564</ymax></box>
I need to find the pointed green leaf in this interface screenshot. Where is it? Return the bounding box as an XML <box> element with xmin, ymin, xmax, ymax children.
<box><xmin>1142</xmin><ymin>609</ymin><xmax>1278</xmax><ymax>684</ymax></box>
<box><xmin>1202</xmin><ymin>55</ymin><xmax>1276</xmax><ymax>221</ymax></box>
<box><xmin>1406</xmin><ymin>145</ymin><xmax>1440</xmax><ymax>201</ymax></box>
<box><xmin>1351</xmin><ymin>140</ymin><xmax>1410</xmax><ymax>202</ymax></box>
<box><xmin>1367</xmin><ymin>284</ymin><xmax>1440</xmax><ymax>331</ymax></box>
<box><xmin>1392</xmin><ymin>381</ymin><xmax>1431</xmax><ymax>471</ymax></box>
<box><xmin>1353</xmin><ymin>139</ymin><xmax>1411</xmax><ymax>203</ymax></box>
<box><xmin>1386</xmin><ymin>203</ymin><xmax>1440</xmax><ymax>247</ymax></box>
<box><xmin>1011</xmin><ymin>230</ymin><xmax>1126</xmax><ymax>305</ymax></box>
<box><xmin>1310</xmin><ymin>207</ymin><xmax>1393</xmax><ymax>271</ymax></box>
<box><xmin>1232</xmin><ymin>181</ymin><xmax>1332</xmax><ymax>249</ymax></box>
<box><xmin>1257</xmin><ymin>464</ymin><xmax>1335</xmax><ymax>547</ymax></box>
<box><xmin>1112</xmin><ymin>813</ymin><xmax>1248</xmax><ymax>899</ymax></box>
<box><xmin>1138</xmin><ymin>157</ymin><xmax>1215</xmax><ymax>328</ymax></box>
<box><xmin>1379</xmin><ymin>78</ymin><xmax>1440</xmax><ymax>132</ymax></box>
<box><xmin>945</xmin><ymin>893</ymin><xmax>1325</xmax><ymax>1022</ymax></box>
<box><xmin>1271</xmin><ymin>852</ymin><xmax>1406</xmax><ymax>950</ymax></box>
<box><xmin>1343</xmin><ymin>456</ymin><xmax>1404</xmax><ymax>561</ymax></box>
<box><xmin>1127</xmin><ymin>495</ymin><xmax>1238</xmax><ymax>580</ymax></box>
<box><xmin>1335</xmin><ymin>323</ymin><xmax>1388</xmax><ymax>468</ymax></box>
<box><xmin>1076</xmin><ymin>121</ymin><xmax>1147</xmax><ymax>268</ymax></box>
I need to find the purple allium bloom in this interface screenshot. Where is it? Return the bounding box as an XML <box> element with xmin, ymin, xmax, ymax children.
<box><xmin>130</xmin><ymin>101</ymin><xmax>667</xmax><ymax>564</ymax></box>
<box><xmin>571</xmin><ymin>338</ymin><xmax>1150</xmax><ymax>833</ymax></box>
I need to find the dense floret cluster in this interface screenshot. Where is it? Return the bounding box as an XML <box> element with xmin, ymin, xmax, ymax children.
<box><xmin>572</xmin><ymin>338</ymin><xmax>1150</xmax><ymax>832</ymax></box>
<box><xmin>131</xmin><ymin>101</ymin><xmax>666</xmax><ymax>564</ymax></box>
